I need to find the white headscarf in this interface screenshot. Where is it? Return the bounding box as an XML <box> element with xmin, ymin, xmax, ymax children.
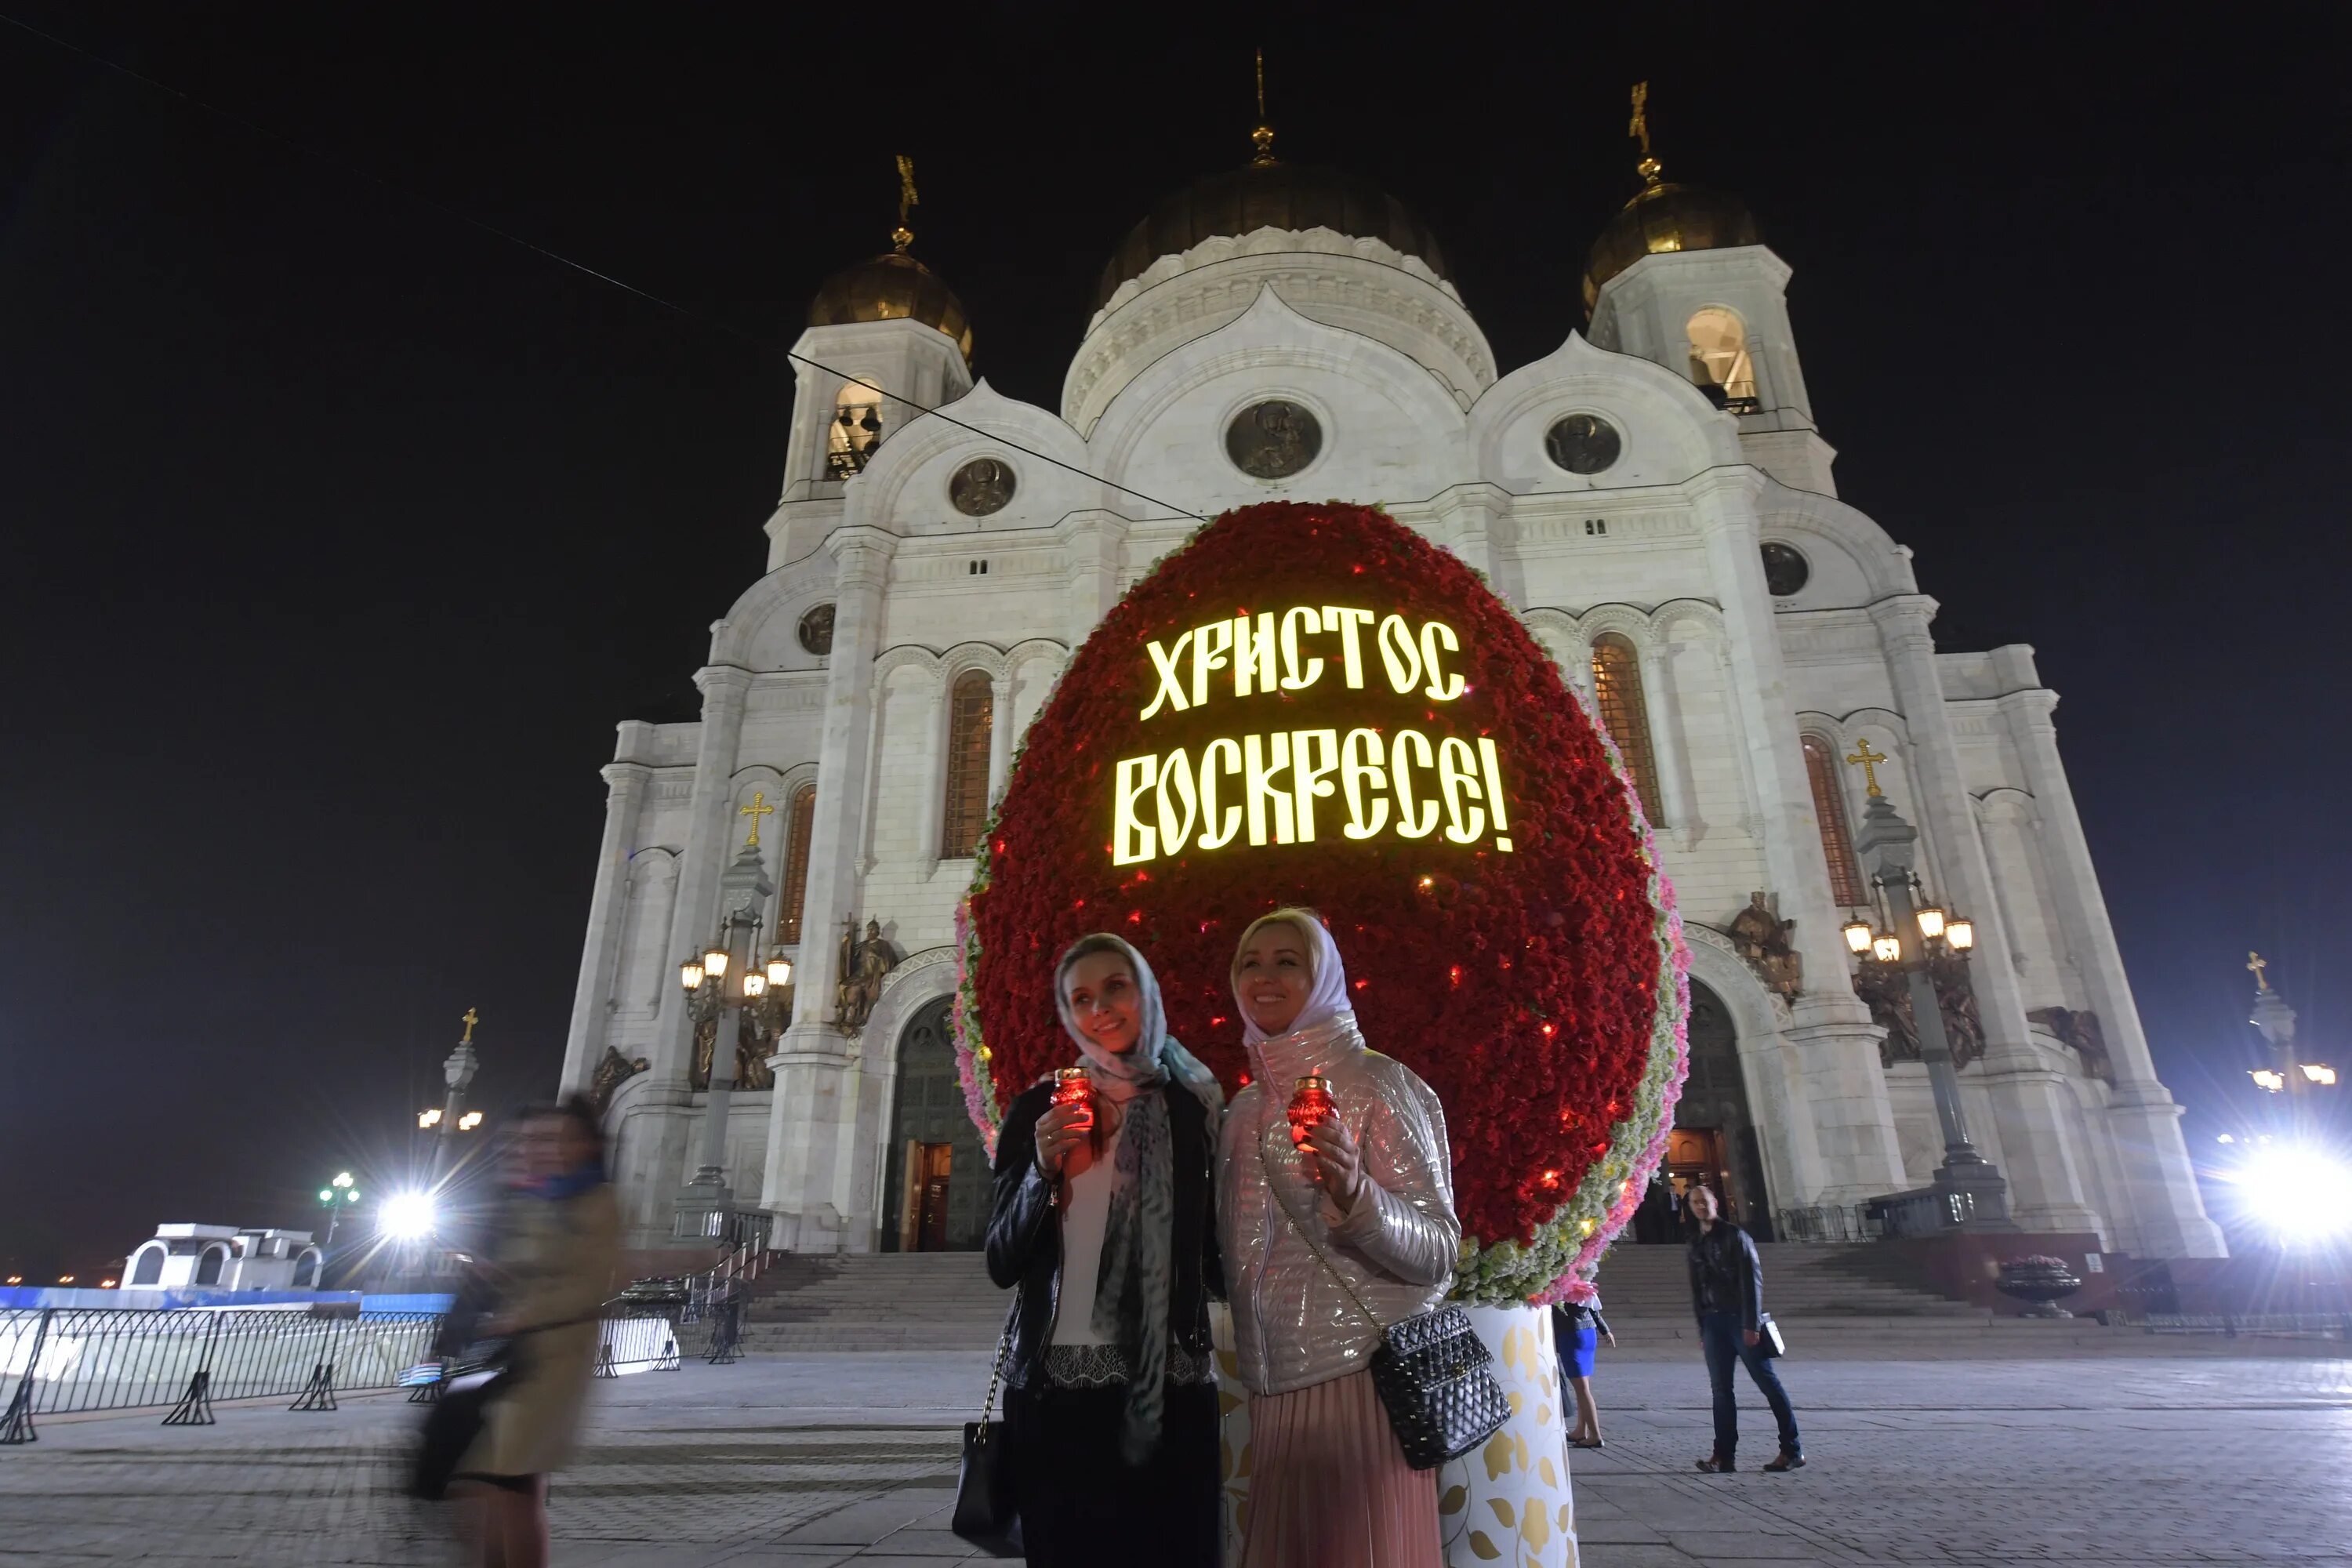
<box><xmin>1231</xmin><ymin>907</ymin><xmax>1355</xmax><ymax>1050</ymax></box>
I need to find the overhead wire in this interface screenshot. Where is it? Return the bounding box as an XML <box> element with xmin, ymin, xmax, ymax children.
<box><xmin>0</xmin><ymin>9</ymin><xmax>1209</xmax><ymax>523</ymax></box>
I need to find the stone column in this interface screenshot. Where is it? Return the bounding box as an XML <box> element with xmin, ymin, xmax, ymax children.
<box><xmin>1642</xmin><ymin>639</ymin><xmax>1704</xmax><ymax>848</ymax></box>
<box><xmin>987</xmin><ymin>667</ymin><xmax>1015</xmax><ymax>807</ymax></box>
<box><xmin>1994</xmin><ymin>682</ymin><xmax>2226</xmax><ymax>1256</ymax></box>
<box><xmin>1869</xmin><ymin>597</ymin><xmax>2103</xmax><ymax>1236</ymax></box>
<box><xmin>647</xmin><ymin>666</ymin><xmax>756</xmax><ymax>1095</ymax></box>
<box><xmin>1066</xmin><ymin>510</ymin><xmax>1130</xmax><ymax>646</ymax></box>
<box><xmin>763</xmin><ymin>531</ymin><xmax>895</xmax><ymax>1252</ymax></box>
<box><xmin>1691</xmin><ymin>474</ymin><xmax>1904</xmax><ymax>1200</ymax></box>
<box><xmin>560</xmin><ymin>747</ymin><xmax>652</xmax><ymax>1097</ymax></box>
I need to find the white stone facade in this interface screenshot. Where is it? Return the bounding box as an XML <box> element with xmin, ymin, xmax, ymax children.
<box><xmin>561</xmin><ymin>220</ymin><xmax>2224</xmax><ymax>1260</ymax></box>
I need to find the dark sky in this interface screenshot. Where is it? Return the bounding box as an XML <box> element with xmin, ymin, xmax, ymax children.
<box><xmin>4</xmin><ymin>6</ymin><xmax>2347</xmax><ymax>1276</ymax></box>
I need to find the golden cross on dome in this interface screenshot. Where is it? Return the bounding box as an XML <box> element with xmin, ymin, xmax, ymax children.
<box><xmin>1845</xmin><ymin>739</ymin><xmax>1889</xmax><ymax>797</ymax></box>
<box><xmin>892</xmin><ymin>154</ymin><xmax>917</xmax><ymax>252</ymax></box>
<box><xmin>459</xmin><ymin>1007</ymin><xmax>478</xmax><ymax>1044</ymax></box>
<box><xmin>2247</xmin><ymin>951</ymin><xmax>2271</xmax><ymax>992</ymax></box>
<box><xmin>740</xmin><ymin>789</ymin><xmax>776</xmax><ymax>848</ymax></box>
<box><xmin>1628</xmin><ymin>81</ymin><xmax>1664</xmax><ymax>187</ymax></box>
<box><xmin>1250</xmin><ymin>48</ymin><xmax>1276</xmax><ymax>165</ymax></box>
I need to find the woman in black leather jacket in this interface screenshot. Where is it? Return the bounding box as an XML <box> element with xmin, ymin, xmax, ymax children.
<box><xmin>985</xmin><ymin>933</ymin><xmax>1226</xmax><ymax>1567</ymax></box>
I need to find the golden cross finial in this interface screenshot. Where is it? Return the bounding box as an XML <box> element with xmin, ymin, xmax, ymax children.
<box><xmin>459</xmin><ymin>1007</ymin><xmax>478</xmax><ymax>1044</ymax></box>
<box><xmin>1628</xmin><ymin>80</ymin><xmax>1664</xmax><ymax>187</ymax></box>
<box><xmin>740</xmin><ymin>789</ymin><xmax>776</xmax><ymax>848</ymax></box>
<box><xmin>1250</xmin><ymin>48</ymin><xmax>1276</xmax><ymax>165</ymax></box>
<box><xmin>2248</xmin><ymin>951</ymin><xmax>2271</xmax><ymax>992</ymax></box>
<box><xmin>1845</xmin><ymin>739</ymin><xmax>1889</xmax><ymax>797</ymax></box>
<box><xmin>892</xmin><ymin>154</ymin><xmax>917</xmax><ymax>252</ymax></box>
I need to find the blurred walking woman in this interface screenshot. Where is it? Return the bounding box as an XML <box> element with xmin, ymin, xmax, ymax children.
<box><xmin>1218</xmin><ymin>909</ymin><xmax>1459</xmax><ymax>1568</ymax></box>
<box><xmin>455</xmin><ymin>1098</ymin><xmax>620</xmax><ymax>1568</ymax></box>
<box><xmin>985</xmin><ymin>934</ymin><xmax>1227</xmax><ymax>1567</ymax></box>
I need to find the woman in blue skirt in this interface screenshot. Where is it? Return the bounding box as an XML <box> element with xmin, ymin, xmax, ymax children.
<box><xmin>1555</xmin><ymin>1292</ymin><xmax>1615</xmax><ymax>1450</ymax></box>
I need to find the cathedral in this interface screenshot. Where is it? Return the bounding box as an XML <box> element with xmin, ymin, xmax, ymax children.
<box><xmin>558</xmin><ymin>107</ymin><xmax>2225</xmax><ymax>1264</ymax></box>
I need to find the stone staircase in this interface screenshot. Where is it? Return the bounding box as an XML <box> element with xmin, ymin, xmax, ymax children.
<box><xmin>729</xmin><ymin>1243</ymin><xmax>2205</xmax><ymax>1359</ymax></box>
<box><xmin>1591</xmin><ymin>1241</ymin><xmax>1988</xmax><ymax>1339</ymax></box>
<box><xmin>737</xmin><ymin>1251</ymin><xmax>1012</xmax><ymax>1353</ymax></box>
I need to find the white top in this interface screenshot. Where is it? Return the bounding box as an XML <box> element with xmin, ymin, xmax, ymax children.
<box><xmin>1051</xmin><ymin>1081</ymin><xmax>1138</xmax><ymax>1347</ymax></box>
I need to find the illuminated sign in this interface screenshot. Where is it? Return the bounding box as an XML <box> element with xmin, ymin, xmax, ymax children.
<box><xmin>1112</xmin><ymin>604</ymin><xmax>1513</xmax><ymax>864</ymax></box>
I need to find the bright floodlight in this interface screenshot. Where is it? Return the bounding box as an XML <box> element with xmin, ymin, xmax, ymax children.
<box><xmin>2250</xmin><ymin>1069</ymin><xmax>2287</xmax><ymax>1092</ymax></box>
<box><xmin>380</xmin><ymin>1191</ymin><xmax>437</xmax><ymax>1240</ymax></box>
<box><xmin>2224</xmin><ymin>1142</ymin><xmax>2352</xmax><ymax>1246</ymax></box>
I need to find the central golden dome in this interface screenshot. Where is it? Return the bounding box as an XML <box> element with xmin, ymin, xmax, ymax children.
<box><xmin>1095</xmin><ymin>159</ymin><xmax>1453</xmax><ymax>313</ymax></box>
<box><xmin>808</xmin><ymin>249</ymin><xmax>974</xmax><ymax>362</ymax></box>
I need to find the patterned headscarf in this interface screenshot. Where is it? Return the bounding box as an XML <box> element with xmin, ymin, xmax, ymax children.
<box><xmin>1052</xmin><ymin>934</ymin><xmax>1223</xmax><ymax>1461</ymax></box>
<box><xmin>1230</xmin><ymin>907</ymin><xmax>1355</xmax><ymax>1049</ymax></box>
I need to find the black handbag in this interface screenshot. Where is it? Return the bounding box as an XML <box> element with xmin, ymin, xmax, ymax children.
<box><xmin>1755</xmin><ymin>1312</ymin><xmax>1787</xmax><ymax>1359</ymax></box>
<box><xmin>949</xmin><ymin>1301</ymin><xmax>1024</xmax><ymax>1557</ymax></box>
<box><xmin>407</xmin><ymin>1342</ymin><xmax>514</xmax><ymax>1501</ymax></box>
<box><xmin>1263</xmin><ymin>1128</ymin><xmax>1509</xmax><ymax>1471</ymax></box>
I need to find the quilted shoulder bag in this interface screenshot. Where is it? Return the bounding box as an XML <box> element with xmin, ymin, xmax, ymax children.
<box><xmin>1261</xmin><ymin>1127</ymin><xmax>1508</xmax><ymax>1470</ymax></box>
<box><xmin>949</xmin><ymin>1296</ymin><xmax>1024</xmax><ymax>1557</ymax></box>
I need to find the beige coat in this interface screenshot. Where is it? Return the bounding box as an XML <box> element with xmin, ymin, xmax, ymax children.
<box><xmin>462</xmin><ymin>1182</ymin><xmax>620</xmax><ymax>1479</ymax></box>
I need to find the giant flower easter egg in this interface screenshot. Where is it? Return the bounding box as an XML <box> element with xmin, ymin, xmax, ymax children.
<box><xmin>954</xmin><ymin>502</ymin><xmax>1687</xmax><ymax>1302</ymax></box>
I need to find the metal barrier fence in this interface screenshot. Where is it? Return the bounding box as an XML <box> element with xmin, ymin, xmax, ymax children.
<box><xmin>3</xmin><ymin>1299</ymin><xmax>753</xmax><ymax>1446</ymax></box>
<box><xmin>1</xmin><ymin>1307</ymin><xmax>442</xmax><ymax>1443</ymax></box>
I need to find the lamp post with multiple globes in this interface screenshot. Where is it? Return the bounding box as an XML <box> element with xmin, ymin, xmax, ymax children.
<box><xmin>2244</xmin><ymin>953</ymin><xmax>2338</xmax><ymax>1120</ymax></box>
<box><xmin>315</xmin><ymin>1171</ymin><xmax>363</xmax><ymax>1253</ymax></box>
<box><xmin>673</xmin><ymin>799</ymin><xmax>793</xmax><ymax>1240</ymax></box>
<box><xmin>1843</xmin><ymin>741</ymin><xmax>2013</xmax><ymax>1228</ymax></box>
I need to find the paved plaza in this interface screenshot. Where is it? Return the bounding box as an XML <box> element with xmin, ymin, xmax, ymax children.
<box><xmin>1</xmin><ymin>1344</ymin><xmax>2346</xmax><ymax>1566</ymax></box>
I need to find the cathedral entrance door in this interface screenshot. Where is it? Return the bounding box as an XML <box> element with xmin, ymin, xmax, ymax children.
<box><xmin>880</xmin><ymin>996</ymin><xmax>989</xmax><ymax>1252</ymax></box>
<box><xmin>914</xmin><ymin>1143</ymin><xmax>953</xmax><ymax>1252</ymax></box>
<box><xmin>1670</xmin><ymin>981</ymin><xmax>1774</xmax><ymax>1238</ymax></box>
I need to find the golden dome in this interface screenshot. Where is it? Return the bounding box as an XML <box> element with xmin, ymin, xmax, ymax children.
<box><xmin>1095</xmin><ymin>159</ymin><xmax>1452</xmax><ymax>313</ymax></box>
<box><xmin>808</xmin><ymin>249</ymin><xmax>974</xmax><ymax>362</ymax></box>
<box><xmin>1581</xmin><ymin>172</ymin><xmax>1761</xmax><ymax>318</ymax></box>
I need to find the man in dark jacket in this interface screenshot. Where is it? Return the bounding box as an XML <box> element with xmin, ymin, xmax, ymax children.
<box><xmin>1686</xmin><ymin>1183</ymin><xmax>1803</xmax><ymax>1472</ymax></box>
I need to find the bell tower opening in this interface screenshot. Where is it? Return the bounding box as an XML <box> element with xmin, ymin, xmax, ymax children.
<box><xmin>1686</xmin><ymin>307</ymin><xmax>1758</xmax><ymax>412</ymax></box>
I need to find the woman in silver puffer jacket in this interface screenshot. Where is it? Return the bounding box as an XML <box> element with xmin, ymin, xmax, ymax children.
<box><xmin>1217</xmin><ymin>908</ymin><xmax>1459</xmax><ymax>1568</ymax></box>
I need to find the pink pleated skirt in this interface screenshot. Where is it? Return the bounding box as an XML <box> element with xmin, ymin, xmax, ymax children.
<box><xmin>1241</xmin><ymin>1370</ymin><xmax>1442</xmax><ymax>1568</ymax></box>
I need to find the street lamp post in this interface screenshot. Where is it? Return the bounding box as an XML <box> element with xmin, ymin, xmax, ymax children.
<box><xmin>314</xmin><ymin>1171</ymin><xmax>362</xmax><ymax>1252</ymax></box>
<box><xmin>1846</xmin><ymin>745</ymin><xmax>2013</xmax><ymax>1228</ymax></box>
<box><xmin>2245</xmin><ymin>953</ymin><xmax>2337</xmax><ymax>1123</ymax></box>
<box><xmin>673</xmin><ymin>805</ymin><xmax>789</xmax><ymax>1240</ymax></box>
<box><xmin>427</xmin><ymin>1009</ymin><xmax>483</xmax><ymax>1183</ymax></box>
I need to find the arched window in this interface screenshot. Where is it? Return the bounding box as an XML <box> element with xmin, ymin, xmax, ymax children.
<box><xmin>826</xmin><ymin>383</ymin><xmax>884</xmax><ymax>478</ymax></box>
<box><xmin>129</xmin><ymin>1245</ymin><xmax>165</xmax><ymax>1287</ymax></box>
<box><xmin>778</xmin><ymin>785</ymin><xmax>816</xmax><ymax>944</ymax></box>
<box><xmin>291</xmin><ymin>1250</ymin><xmax>320</xmax><ymax>1289</ymax></box>
<box><xmin>1802</xmin><ymin>734</ymin><xmax>1869</xmax><ymax>908</ymax></box>
<box><xmin>194</xmin><ymin>1246</ymin><xmax>227</xmax><ymax>1287</ymax></box>
<box><xmin>940</xmin><ymin>670</ymin><xmax>994</xmax><ymax>858</ymax></box>
<box><xmin>1686</xmin><ymin>307</ymin><xmax>1757</xmax><ymax>411</ymax></box>
<box><xmin>1588</xmin><ymin>634</ymin><xmax>1661</xmax><ymax>820</ymax></box>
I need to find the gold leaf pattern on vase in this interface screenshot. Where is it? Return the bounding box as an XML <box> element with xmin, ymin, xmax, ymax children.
<box><xmin>1468</xmin><ymin>1530</ymin><xmax>1502</xmax><ymax>1561</ymax></box>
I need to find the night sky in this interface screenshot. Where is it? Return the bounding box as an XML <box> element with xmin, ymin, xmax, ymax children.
<box><xmin>4</xmin><ymin>7</ymin><xmax>2346</xmax><ymax>1277</ymax></box>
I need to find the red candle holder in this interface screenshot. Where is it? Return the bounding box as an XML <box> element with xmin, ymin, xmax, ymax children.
<box><xmin>1287</xmin><ymin>1075</ymin><xmax>1335</xmax><ymax>1138</ymax></box>
<box><xmin>1051</xmin><ymin>1067</ymin><xmax>1093</xmax><ymax>1116</ymax></box>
